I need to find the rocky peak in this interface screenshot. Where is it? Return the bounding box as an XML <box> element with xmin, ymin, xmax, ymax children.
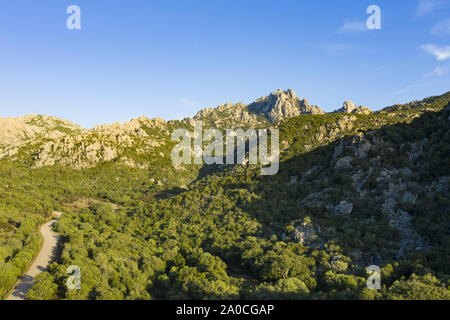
<box><xmin>343</xmin><ymin>101</ymin><xmax>357</xmax><ymax>113</ymax></box>
<box><xmin>299</xmin><ymin>98</ymin><xmax>325</xmax><ymax>115</ymax></box>
<box><xmin>333</xmin><ymin>101</ymin><xmax>372</xmax><ymax>114</ymax></box>
<box><xmin>192</xmin><ymin>89</ymin><xmax>324</xmax><ymax>126</ymax></box>
<box><xmin>248</xmin><ymin>89</ymin><xmax>324</xmax><ymax>123</ymax></box>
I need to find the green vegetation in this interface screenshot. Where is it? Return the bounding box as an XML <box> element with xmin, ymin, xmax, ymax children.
<box><xmin>1</xmin><ymin>93</ymin><xmax>449</xmax><ymax>300</ymax></box>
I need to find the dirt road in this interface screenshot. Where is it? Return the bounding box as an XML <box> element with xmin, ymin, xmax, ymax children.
<box><xmin>6</xmin><ymin>212</ymin><xmax>62</xmax><ymax>300</ymax></box>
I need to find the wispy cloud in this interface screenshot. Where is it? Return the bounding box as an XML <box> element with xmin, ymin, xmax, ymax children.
<box><xmin>394</xmin><ymin>64</ymin><xmax>450</xmax><ymax>96</ymax></box>
<box><xmin>338</xmin><ymin>20</ymin><xmax>367</xmax><ymax>33</ymax></box>
<box><xmin>431</xmin><ymin>19</ymin><xmax>450</xmax><ymax>36</ymax></box>
<box><xmin>391</xmin><ymin>82</ymin><xmax>431</xmax><ymax>96</ymax></box>
<box><xmin>419</xmin><ymin>44</ymin><xmax>450</xmax><ymax>60</ymax></box>
<box><xmin>393</xmin><ymin>66</ymin><xmax>449</xmax><ymax>97</ymax></box>
<box><xmin>415</xmin><ymin>0</ymin><xmax>447</xmax><ymax>17</ymax></box>
<box><xmin>425</xmin><ymin>66</ymin><xmax>443</xmax><ymax>78</ymax></box>
<box><xmin>424</xmin><ymin>65</ymin><xmax>450</xmax><ymax>78</ymax></box>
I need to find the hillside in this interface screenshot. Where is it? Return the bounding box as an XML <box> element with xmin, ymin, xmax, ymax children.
<box><xmin>0</xmin><ymin>114</ymin><xmax>82</xmax><ymax>158</ymax></box>
<box><xmin>0</xmin><ymin>90</ymin><xmax>449</xmax><ymax>300</ymax></box>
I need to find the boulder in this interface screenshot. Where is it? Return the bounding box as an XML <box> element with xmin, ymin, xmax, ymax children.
<box><xmin>335</xmin><ymin>156</ymin><xmax>353</xmax><ymax>168</ymax></box>
<box><xmin>292</xmin><ymin>222</ymin><xmax>318</xmax><ymax>245</ymax></box>
<box><xmin>334</xmin><ymin>201</ymin><xmax>353</xmax><ymax>215</ymax></box>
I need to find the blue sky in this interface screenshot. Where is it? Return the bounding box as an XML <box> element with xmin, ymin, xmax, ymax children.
<box><xmin>0</xmin><ymin>0</ymin><xmax>449</xmax><ymax>128</ymax></box>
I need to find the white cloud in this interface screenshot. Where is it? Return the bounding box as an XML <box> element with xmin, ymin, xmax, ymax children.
<box><xmin>339</xmin><ymin>20</ymin><xmax>367</xmax><ymax>33</ymax></box>
<box><xmin>431</xmin><ymin>19</ymin><xmax>450</xmax><ymax>36</ymax></box>
<box><xmin>415</xmin><ymin>0</ymin><xmax>446</xmax><ymax>17</ymax></box>
<box><xmin>420</xmin><ymin>44</ymin><xmax>450</xmax><ymax>60</ymax></box>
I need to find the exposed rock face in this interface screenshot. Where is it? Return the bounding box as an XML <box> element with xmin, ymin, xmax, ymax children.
<box><xmin>343</xmin><ymin>101</ymin><xmax>357</xmax><ymax>113</ymax></box>
<box><xmin>193</xmin><ymin>102</ymin><xmax>267</xmax><ymax>129</ymax></box>
<box><xmin>1</xmin><ymin>115</ymin><xmax>168</xmax><ymax>169</ymax></box>
<box><xmin>333</xmin><ymin>142</ymin><xmax>344</xmax><ymax>159</ymax></box>
<box><xmin>301</xmin><ymin>191</ymin><xmax>325</xmax><ymax>208</ymax></box>
<box><xmin>401</xmin><ymin>192</ymin><xmax>417</xmax><ymax>205</ymax></box>
<box><xmin>193</xmin><ymin>88</ymin><xmax>324</xmax><ymax>126</ymax></box>
<box><xmin>353</xmin><ymin>138</ymin><xmax>372</xmax><ymax>159</ymax></box>
<box><xmin>296</xmin><ymin>105</ymin><xmax>450</xmax><ymax>260</ymax></box>
<box><xmin>291</xmin><ymin>222</ymin><xmax>319</xmax><ymax>246</ymax></box>
<box><xmin>384</xmin><ymin>203</ymin><xmax>427</xmax><ymax>258</ymax></box>
<box><xmin>408</xmin><ymin>139</ymin><xmax>427</xmax><ymax>161</ymax></box>
<box><xmin>0</xmin><ymin>114</ymin><xmax>81</xmax><ymax>144</ymax></box>
<box><xmin>1</xmin><ymin>89</ymin><xmax>448</xmax><ymax>181</ymax></box>
<box><xmin>334</xmin><ymin>201</ymin><xmax>353</xmax><ymax>215</ymax></box>
<box><xmin>0</xmin><ymin>89</ymin><xmax>326</xmax><ymax>168</ymax></box>
<box><xmin>333</xmin><ymin>101</ymin><xmax>372</xmax><ymax>114</ymax></box>
<box><xmin>298</xmin><ymin>98</ymin><xmax>325</xmax><ymax>115</ymax></box>
<box><xmin>0</xmin><ymin>114</ymin><xmax>82</xmax><ymax>158</ymax></box>
<box><xmin>93</xmin><ymin>116</ymin><xmax>168</xmax><ymax>135</ymax></box>
<box><xmin>248</xmin><ymin>89</ymin><xmax>324</xmax><ymax>123</ymax></box>
<box><xmin>335</xmin><ymin>156</ymin><xmax>353</xmax><ymax>169</ymax></box>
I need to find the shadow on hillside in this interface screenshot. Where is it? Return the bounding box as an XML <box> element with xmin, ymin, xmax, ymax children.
<box><xmin>199</xmin><ymin>107</ymin><xmax>449</xmax><ymax>269</ymax></box>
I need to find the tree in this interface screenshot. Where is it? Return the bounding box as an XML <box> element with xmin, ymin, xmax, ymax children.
<box><xmin>26</xmin><ymin>272</ymin><xmax>57</xmax><ymax>300</ymax></box>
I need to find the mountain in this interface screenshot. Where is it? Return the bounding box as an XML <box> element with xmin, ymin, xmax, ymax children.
<box><xmin>0</xmin><ymin>88</ymin><xmax>325</xmax><ymax>170</ymax></box>
<box><xmin>32</xmin><ymin>116</ymin><xmax>170</xmax><ymax>169</ymax></box>
<box><xmin>0</xmin><ymin>114</ymin><xmax>82</xmax><ymax>158</ymax></box>
<box><xmin>1</xmin><ymin>90</ymin><xmax>449</xmax><ymax>300</ymax></box>
<box><xmin>1</xmin><ymin>89</ymin><xmax>448</xmax><ymax>178</ymax></box>
<box><xmin>191</xmin><ymin>89</ymin><xmax>324</xmax><ymax>128</ymax></box>
<box><xmin>248</xmin><ymin>89</ymin><xmax>324</xmax><ymax>123</ymax></box>
<box><xmin>279</xmin><ymin>103</ymin><xmax>450</xmax><ymax>260</ymax></box>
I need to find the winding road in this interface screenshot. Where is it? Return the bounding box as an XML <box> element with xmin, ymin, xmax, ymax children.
<box><xmin>6</xmin><ymin>211</ymin><xmax>62</xmax><ymax>300</ymax></box>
